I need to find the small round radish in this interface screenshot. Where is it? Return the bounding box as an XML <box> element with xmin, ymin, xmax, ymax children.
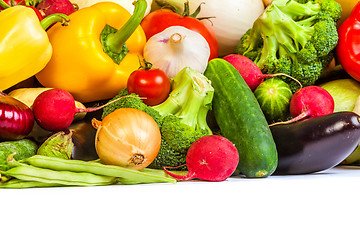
<box><xmin>32</xmin><ymin>88</ymin><xmax>126</xmax><ymax>132</ymax></box>
<box><xmin>289</xmin><ymin>86</ymin><xmax>334</xmax><ymax>122</ymax></box>
<box><xmin>36</xmin><ymin>0</ymin><xmax>77</xmax><ymax>18</ymax></box>
<box><xmin>163</xmin><ymin>135</ymin><xmax>239</xmax><ymax>182</ymax></box>
<box><xmin>223</xmin><ymin>54</ymin><xmax>300</xmax><ymax>91</ymax></box>
<box><xmin>32</xmin><ymin>88</ymin><xmax>77</xmax><ymax>131</ymax></box>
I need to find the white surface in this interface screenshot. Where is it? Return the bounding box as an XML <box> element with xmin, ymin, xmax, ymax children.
<box><xmin>2</xmin><ymin>166</ymin><xmax>360</xmax><ymax>240</ymax></box>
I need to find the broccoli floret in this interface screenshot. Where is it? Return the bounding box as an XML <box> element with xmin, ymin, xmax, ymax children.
<box><xmin>237</xmin><ymin>0</ymin><xmax>341</xmax><ymax>92</ymax></box>
<box><xmin>102</xmin><ymin>88</ymin><xmax>162</xmax><ymax>126</ymax></box>
<box><xmin>160</xmin><ymin>115</ymin><xmax>208</xmax><ymax>154</ymax></box>
<box><xmin>102</xmin><ymin>67</ymin><xmax>214</xmax><ymax>169</ymax></box>
<box><xmin>147</xmin><ymin>138</ymin><xmax>186</xmax><ymax>170</ymax></box>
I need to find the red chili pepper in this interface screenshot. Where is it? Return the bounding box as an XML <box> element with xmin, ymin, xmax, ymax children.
<box><xmin>336</xmin><ymin>2</ymin><xmax>360</xmax><ymax>82</ymax></box>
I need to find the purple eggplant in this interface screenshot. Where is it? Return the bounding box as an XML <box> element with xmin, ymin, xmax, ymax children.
<box><xmin>270</xmin><ymin>112</ymin><xmax>360</xmax><ymax>175</ymax></box>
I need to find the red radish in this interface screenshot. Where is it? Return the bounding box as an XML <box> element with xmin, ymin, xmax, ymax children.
<box><xmin>289</xmin><ymin>86</ymin><xmax>334</xmax><ymax>122</ymax></box>
<box><xmin>223</xmin><ymin>54</ymin><xmax>299</xmax><ymax>91</ymax></box>
<box><xmin>163</xmin><ymin>135</ymin><xmax>239</xmax><ymax>182</ymax></box>
<box><xmin>32</xmin><ymin>88</ymin><xmax>129</xmax><ymax>132</ymax></box>
<box><xmin>36</xmin><ymin>0</ymin><xmax>77</xmax><ymax>18</ymax></box>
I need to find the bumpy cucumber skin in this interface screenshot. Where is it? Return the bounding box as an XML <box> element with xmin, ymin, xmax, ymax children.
<box><xmin>0</xmin><ymin>139</ymin><xmax>38</xmax><ymax>171</ymax></box>
<box><xmin>0</xmin><ymin>139</ymin><xmax>38</xmax><ymax>161</ymax></box>
<box><xmin>204</xmin><ymin>59</ymin><xmax>278</xmax><ymax>177</ymax></box>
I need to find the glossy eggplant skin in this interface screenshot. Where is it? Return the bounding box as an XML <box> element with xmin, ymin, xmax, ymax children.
<box><xmin>68</xmin><ymin>121</ymin><xmax>98</xmax><ymax>161</ymax></box>
<box><xmin>270</xmin><ymin>112</ymin><xmax>360</xmax><ymax>175</ymax></box>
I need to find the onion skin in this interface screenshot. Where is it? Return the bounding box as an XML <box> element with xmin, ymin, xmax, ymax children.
<box><xmin>93</xmin><ymin>108</ymin><xmax>161</xmax><ymax>170</ymax></box>
<box><xmin>0</xmin><ymin>93</ymin><xmax>34</xmax><ymax>140</ymax></box>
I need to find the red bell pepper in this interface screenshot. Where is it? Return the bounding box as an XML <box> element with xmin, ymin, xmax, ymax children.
<box><xmin>336</xmin><ymin>2</ymin><xmax>360</xmax><ymax>82</ymax></box>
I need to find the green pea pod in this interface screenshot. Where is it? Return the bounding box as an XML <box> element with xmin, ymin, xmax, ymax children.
<box><xmin>22</xmin><ymin>155</ymin><xmax>177</xmax><ymax>184</ymax></box>
<box><xmin>0</xmin><ymin>179</ymin><xmax>65</xmax><ymax>189</ymax></box>
<box><xmin>4</xmin><ymin>164</ymin><xmax>118</xmax><ymax>186</ymax></box>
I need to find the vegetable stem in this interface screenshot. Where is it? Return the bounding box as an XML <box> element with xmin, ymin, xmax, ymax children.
<box><xmin>0</xmin><ymin>0</ymin><xmax>10</xmax><ymax>8</ymax></box>
<box><xmin>40</xmin><ymin>13</ymin><xmax>70</xmax><ymax>30</ymax></box>
<box><xmin>105</xmin><ymin>0</ymin><xmax>147</xmax><ymax>54</ymax></box>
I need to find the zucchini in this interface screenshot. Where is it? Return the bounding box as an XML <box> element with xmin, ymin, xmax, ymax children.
<box><xmin>204</xmin><ymin>59</ymin><xmax>278</xmax><ymax>177</ymax></box>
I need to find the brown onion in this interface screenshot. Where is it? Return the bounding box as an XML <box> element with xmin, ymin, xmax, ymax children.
<box><xmin>92</xmin><ymin>108</ymin><xmax>161</xmax><ymax>170</ymax></box>
<box><xmin>0</xmin><ymin>92</ymin><xmax>34</xmax><ymax>140</ymax></box>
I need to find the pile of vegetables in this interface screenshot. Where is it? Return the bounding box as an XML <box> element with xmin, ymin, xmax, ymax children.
<box><xmin>1</xmin><ymin>0</ymin><xmax>360</xmax><ymax>189</ymax></box>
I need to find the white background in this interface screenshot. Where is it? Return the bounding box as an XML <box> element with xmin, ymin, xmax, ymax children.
<box><xmin>1</xmin><ymin>166</ymin><xmax>360</xmax><ymax>240</ymax></box>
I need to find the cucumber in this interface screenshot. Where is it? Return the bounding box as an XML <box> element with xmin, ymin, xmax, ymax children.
<box><xmin>204</xmin><ymin>59</ymin><xmax>278</xmax><ymax>177</ymax></box>
<box><xmin>254</xmin><ymin>78</ymin><xmax>293</xmax><ymax>123</ymax></box>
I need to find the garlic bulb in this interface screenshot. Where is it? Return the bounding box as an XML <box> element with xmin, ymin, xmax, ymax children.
<box><xmin>143</xmin><ymin>26</ymin><xmax>210</xmax><ymax>78</ymax></box>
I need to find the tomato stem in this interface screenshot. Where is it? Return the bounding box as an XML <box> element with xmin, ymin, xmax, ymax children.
<box><xmin>155</xmin><ymin>0</ymin><xmax>215</xmax><ymax>21</ymax></box>
<box><xmin>138</xmin><ymin>58</ymin><xmax>153</xmax><ymax>71</ymax></box>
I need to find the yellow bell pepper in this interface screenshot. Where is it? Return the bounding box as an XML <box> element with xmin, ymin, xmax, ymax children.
<box><xmin>35</xmin><ymin>0</ymin><xmax>147</xmax><ymax>103</ymax></box>
<box><xmin>0</xmin><ymin>6</ymin><xmax>69</xmax><ymax>91</ymax></box>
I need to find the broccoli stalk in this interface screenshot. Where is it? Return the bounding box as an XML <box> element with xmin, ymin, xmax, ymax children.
<box><xmin>101</xmin><ymin>67</ymin><xmax>214</xmax><ymax>170</ymax></box>
<box><xmin>153</xmin><ymin>67</ymin><xmax>214</xmax><ymax>134</ymax></box>
<box><xmin>237</xmin><ymin>0</ymin><xmax>341</xmax><ymax>91</ymax></box>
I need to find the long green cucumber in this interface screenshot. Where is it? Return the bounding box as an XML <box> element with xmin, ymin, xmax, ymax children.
<box><xmin>204</xmin><ymin>59</ymin><xmax>278</xmax><ymax>177</ymax></box>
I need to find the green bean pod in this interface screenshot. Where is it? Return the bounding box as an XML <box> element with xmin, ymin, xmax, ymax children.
<box><xmin>22</xmin><ymin>155</ymin><xmax>176</xmax><ymax>184</ymax></box>
<box><xmin>0</xmin><ymin>179</ymin><xmax>65</xmax><ymax>189</ymax></box>
<box><xmin>4</xmin><ymin>164</ymin><xmax>118</xmax><ymax>186</ymax></box>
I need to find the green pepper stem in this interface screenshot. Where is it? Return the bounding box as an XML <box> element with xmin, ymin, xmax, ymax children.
<box><xmin>105</xmin><ymin>0</ymin><xmax>147</xmax><ymax>54</ymax></box>
<box><xmin>40</xmin><ymin>13</ymin><xmax>70</xmax><ymax>30</ymax></box>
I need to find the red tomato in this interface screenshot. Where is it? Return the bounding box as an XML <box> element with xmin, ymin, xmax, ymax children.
<box><xmin>127</xmin><ymin>68</ymin><xmax>171</xmax><ymax>106</ymax></box>
<box><xmin>141</xmin><ymin>9</ymin><xmax>218</xmax><ymax>60</ymax></box>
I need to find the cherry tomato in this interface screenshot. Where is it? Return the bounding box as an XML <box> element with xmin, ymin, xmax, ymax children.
<box><xmin>141</xmin><ymin>8</ymin><xmax>218</xmax><ymax>60</ymax></box>
<box><xmin>127</xmin><ymin>68</ymin><xmax>171</xmax><ymax>106</ymax></box>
